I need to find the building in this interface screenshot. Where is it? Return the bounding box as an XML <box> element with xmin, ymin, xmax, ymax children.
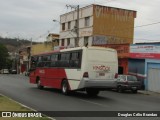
<box><xmin>59</xmin><ymin>4</ymin><xmax>136</xmax><ymax>47</ymax></box>
<box><xmin>18</xmin><ymin>46</ymin><xmax>31</xmax><ymax>74</ymax></box>
<box><xmin>31</xmin><ymin>33</ymin><xmax>59</xmax><ymax>55</ymax></box>
<box><xmin>129</xmin><ymin>43</ymin><xmax>160</xmax><ymax>92</ymax></box>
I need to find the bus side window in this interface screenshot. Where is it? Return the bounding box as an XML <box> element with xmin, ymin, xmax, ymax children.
<box><xmin>70</xmin><ymin>52</ymin><xmax>81</xmax><ymax>68</ymax></box>
<box><xmin>37</xmin><ymin>62</ymin><xmax>45</xmax><ymax>68</ymax></box>
<box><xmin>44</xmin><ymin>62</ymin><xmax>51</xmax><ymax>67</ymax></box>
<box><xmin>60</xmin><ymin>53</ymin><xmax>70</xmax><ymax>67</ymax></box>
<box><xmin>51</xmin><ymin>54</ymin><xmax>59</xmax><ymax>67</ymax></box>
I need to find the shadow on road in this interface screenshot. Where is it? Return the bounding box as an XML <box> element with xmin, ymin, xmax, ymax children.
<box><xmin>29</xmin><ymin>87</ymin><xmax>113</xmax><ymax>101</ymax></box>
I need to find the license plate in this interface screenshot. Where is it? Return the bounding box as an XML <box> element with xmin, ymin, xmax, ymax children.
<box><xmin>99</xmin><ymin>73</ymin><xmax>105</xmax><ymax>76</ymax></box>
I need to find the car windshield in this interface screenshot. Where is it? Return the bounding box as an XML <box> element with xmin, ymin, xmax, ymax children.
<box><xmin>127</xmin><ymin>75</ymin><xmax>137</xmax><ymax>81</ymax></box>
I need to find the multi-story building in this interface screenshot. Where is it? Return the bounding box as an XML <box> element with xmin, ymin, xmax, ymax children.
<box><xmin>59</xmin><ymin>4</ymin><xmax>136</xmax><ymax>47</ymax></box>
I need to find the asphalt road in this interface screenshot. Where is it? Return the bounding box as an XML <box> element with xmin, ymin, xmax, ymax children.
<box><xmin>0</xmin><ymin>74</ymin><xmax>160</xmax><ymax>120</ymax></box>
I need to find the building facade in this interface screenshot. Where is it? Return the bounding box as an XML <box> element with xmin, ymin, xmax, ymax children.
<box><xmin>31</xmin><ymin>33</ymin><xmax>59</xmax><ymax>55</ymax></box>
<box><xmin>59</xmin><ymin>4</ymin><xmax>136</xmax><ymax>47</ymax></box>
<box><xmin>129</xmin><ymin>43</ymin><xmax>160</xmax><ymax>92</ymax></box>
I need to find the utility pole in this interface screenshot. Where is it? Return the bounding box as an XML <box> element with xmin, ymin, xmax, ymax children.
<box><xmin>66</xmin><ymin>5</ymin><xmax>80</xmax><ymax>46</ymax></box>
<box><xmin>28</xmin><ymin>38</ymin><xmax>32</xmax><ymax>71</ymax></box>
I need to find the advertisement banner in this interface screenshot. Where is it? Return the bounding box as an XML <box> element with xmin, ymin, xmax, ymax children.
<box><xmin>130</xmin><ymin>45</ymin><xmax>160</xmax><ymax>59</ymax></box>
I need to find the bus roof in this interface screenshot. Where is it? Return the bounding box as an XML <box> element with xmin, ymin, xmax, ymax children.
<box><xmin>32</xmin><ymin>46</ymin><xmax>116</xmax><ymax>56</ymax></box>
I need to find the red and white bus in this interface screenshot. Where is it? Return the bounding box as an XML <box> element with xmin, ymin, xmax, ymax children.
<box><xmin>29</xmin><ymin>46</ymin><xmax>118</xmax><ymax>96</ymax></box>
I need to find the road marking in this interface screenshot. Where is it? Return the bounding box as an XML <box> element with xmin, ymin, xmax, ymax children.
<box><xmin>79</xmin><ymin>98</ymin><xmax>110</xmax><ymax>108</ymax></box>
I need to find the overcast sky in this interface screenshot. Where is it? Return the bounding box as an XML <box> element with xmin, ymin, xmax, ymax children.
<box><xmin>0</xmin><ymin>0</ymin><xmax>160</xmax><ymax>43</ymax></box>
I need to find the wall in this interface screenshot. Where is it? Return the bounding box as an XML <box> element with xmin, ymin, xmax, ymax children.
<box><xmin>93</xmin><ymin>5</ymin><xmax>136</xmax><ymax>44</ymax></box>
<box><xmin>128</xmin><ymin>58</ymin><xmax>146</xmax><ymax>89</ymax></box>
<box><xmin>145</xmin><ymin>59</ymin><xmax>160</xmax><ymax>91</ymax></box>
<box><xmin>60</xmin><ymin>5</ymin><xmax>93</xmax><ymax>40</ymax></box>
<box><xmin>31</xmin><ymin>43</ymin><xmax>53</xmax><ymax>55</ymax></box>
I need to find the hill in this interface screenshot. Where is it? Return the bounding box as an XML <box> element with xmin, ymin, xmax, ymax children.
<box><xmin>0</xmin><ymin>37</ymin><xmax>38</xmax><ymax>52</ymax></box>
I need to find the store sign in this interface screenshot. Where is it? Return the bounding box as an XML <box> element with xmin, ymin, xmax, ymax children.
<box><xmin>130</xmin><ymin>45</ymin><xmax>160</xmax><ymax>59</ymax></box>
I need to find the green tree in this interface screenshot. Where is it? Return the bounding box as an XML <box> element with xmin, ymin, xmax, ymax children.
<box><xmin>0</xmin><ymin>43</ymin><xmax>9</xmax><ymax>69</ymax></box>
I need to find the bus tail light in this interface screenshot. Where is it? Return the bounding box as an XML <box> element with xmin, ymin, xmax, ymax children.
<box><xmin>83</xmin><ymin>72</ymin><xmax>89</xmax><ymax>78</ymax></box>
<box><xmin>115</xmin><ymin>73</ymin><xmax>118</xmax><ymax>78</ymax></box>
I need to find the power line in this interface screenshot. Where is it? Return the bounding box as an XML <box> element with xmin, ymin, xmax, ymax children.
<box><xmin>135</xmin><ymin>21</ymin><xmax>160</xmax><ymax>28</ymax></box>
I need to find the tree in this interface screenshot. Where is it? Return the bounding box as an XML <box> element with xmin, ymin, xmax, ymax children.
<box><xmin>0</xmin><ymin>44</ymin><xmax>9</xmax><ymax>69</ymax></box>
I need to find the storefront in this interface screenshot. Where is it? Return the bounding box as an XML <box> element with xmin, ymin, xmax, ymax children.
<box><xmin>130</xmin><ymin>44</ymin><xmax>160</xmax><ymax>92</ymax></box>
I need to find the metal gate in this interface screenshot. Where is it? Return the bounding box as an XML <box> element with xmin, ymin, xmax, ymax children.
<box><xmin>148</xmin><ymin>68</ymin><xmax>160</xmax><ymax>93</ymax></box>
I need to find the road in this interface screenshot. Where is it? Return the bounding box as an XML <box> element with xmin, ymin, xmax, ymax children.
<box><xmin>0</xmin><ymin>74</ymin><xmax>160</xmax><ymax>120</ymax></box>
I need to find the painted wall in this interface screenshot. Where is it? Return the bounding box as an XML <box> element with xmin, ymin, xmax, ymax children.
<box><xmin>31</xmin><ymin>43</ymin><xmax>54</xmax><ymax>55</ymax></box>
<box><xmin>93</xmin><ymin>5</ymin><xmax>136</xmax><ymax>44</ymax></box>
<box><xmin>60</xmin><ymin>5</ymin><xmax>93</xmax><ymax>39</ymax></box>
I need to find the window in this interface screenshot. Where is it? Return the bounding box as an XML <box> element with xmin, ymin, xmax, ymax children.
<box><xmin>38</xmin><ymin>56</ymin><xmax>43</xmax><ymax>62</ymax></box>
<box><xmin>75</xmin><ymin>20</ymin><xmax>78</xmax><ymax>27</ymax></box>
<box><xmin>61</xmin><ymin>39</ymin><xmax>65</xmax><ymax>46</ymax></box>
<box><xmin>43</xmin><ymin>55</ymin><xmax>51</xmax><ymax>61</ymax></box>
<box><xmin>67</xmin><ymin>38</ymin><xmax>70</xmax><ymax>46</ymax></box>
<box><xmin>37</xmin><ymin>62</ymin><xmax>45</xmax><ymax>67</ymax></box>
<box><xmin>60</xmin><ymin>53</ymin><xmax>70</xmax><ymax>67</ymax></box>
<box><xmin>44</xmin><ymin>62</ymin><xmax>51</xmax><ymax>67</ymax></box>
<box><xmin>68</xmin><ymin>21</ymin><xmax>71</xmax><ymax>30</ymax></box>
<box><xmin>51</xmin><ymin>54</ymin><xmax>58</xmax><ymax>61</ymax></box>
<box><xmin>62</xmin><ymin>23</ymin><xmax>65</xmax><ymax>31</ymax></box>
<box><xmin>70</xmin><ymin>51</ymin><xmax>82</xmax><ymax>68</ymax></box>
<box><xmin>84</xmin><ymin>37</ymin><xmax>89</xmax><ymax>46</ymax></box>
<box><xmin>85</xmin><ymin>17</ymin><xmax>90</xmax><ymax>27</ymax></box>
<box><xmin>74</xmin><ymin>38</ymin><xmax>79</xmax><ymax>47</ymax></box>
<box><xmin>61</xmin><ymin>53</ymin><xmax>70</xmax><ymax>61</ymax></box>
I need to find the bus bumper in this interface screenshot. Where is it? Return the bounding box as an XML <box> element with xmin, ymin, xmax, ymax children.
<box><xmin>78</xmin><ymin>79</ymin><xmax>117</xmax><ymax>89</ymax></box>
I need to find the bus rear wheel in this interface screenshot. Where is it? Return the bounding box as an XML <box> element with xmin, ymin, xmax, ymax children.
<box><xmin>37</xmin><ymin>78</ymin><xmax>44</xmax><ymax>89</ymax></box>
<box><xmin>61</xmin><ymin>80</ymin><xmax>69</xmax><ymax>95</ymax></box>
<box><xmin>86</xmin><ymin>88</ymin><xmax>99</xmax><ymax>97</ymax></box>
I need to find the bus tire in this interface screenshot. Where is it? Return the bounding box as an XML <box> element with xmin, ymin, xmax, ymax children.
<box><xmin>117</xmin><ymin>86</ymin><xmax>123</xmax><ymax>93</ymax></box>
<box><xmin>37</xmin><ymin>78</ymin><xmax>44</xmax><ymax>89</ymax></box>
<box><xmin>86</xmin><ymin>88</ymin><xmax>99</xmax><ymax>97</ymax></box>
<box><xmin>61</xmin><ymin>80</ymin><xmax>69</xmax><ymax>95</ymax></box>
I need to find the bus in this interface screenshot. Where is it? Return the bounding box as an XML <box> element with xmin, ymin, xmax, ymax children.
<box><xmin>29</xmin><ymin>46</ymin><xmax>118</xmax><ymax>96</ymax></box>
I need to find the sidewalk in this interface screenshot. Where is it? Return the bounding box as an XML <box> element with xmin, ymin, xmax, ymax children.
<box><xmin>138</xmin><ymin>90</ymin><xmax>160</xmax><ymax>95</ymax></box>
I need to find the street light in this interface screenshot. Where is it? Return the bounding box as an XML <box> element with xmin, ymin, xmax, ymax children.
<box><xmin>53</xmin><ymin>19</ymin><xmax>60</xmax><ymax>23</ymax></box>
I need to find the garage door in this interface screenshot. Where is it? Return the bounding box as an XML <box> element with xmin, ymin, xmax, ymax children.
<box><xmin>148</xmin><ymin>68</ymin><xmax>160</xmax><ymax>93</ymax></box>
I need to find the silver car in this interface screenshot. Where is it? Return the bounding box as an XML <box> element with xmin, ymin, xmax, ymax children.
<box><xmin>116</xmin><ymin>75</ymin><xmax>141</xmax><ymax>93</ymax></box>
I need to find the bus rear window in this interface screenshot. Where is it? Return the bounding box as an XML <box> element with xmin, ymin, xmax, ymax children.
<box><xmin>88</xmin><ymin>49</ymin><xmax>117</xmax><ymax>62</ymax></box>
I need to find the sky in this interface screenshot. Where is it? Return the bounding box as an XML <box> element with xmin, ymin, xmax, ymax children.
<box><xmin>0</xmin><ymin>0</ymin><xmax>160</xmax><ymax>43</ymax></box>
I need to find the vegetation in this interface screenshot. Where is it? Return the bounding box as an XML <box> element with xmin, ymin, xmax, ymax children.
<box><xmin>0</xmin><ymin>44</ymin><xmax>9</xmax><ymax>69</ymax></box>
<box><xmin>0</xmin><ymin>95</ymin><xmax>50</xmax><ymax>120</ymax></box>
<box><xmin>0</xmin><ymin>37</ymin><xmax>39</xmax><ymax>52</ymax></box>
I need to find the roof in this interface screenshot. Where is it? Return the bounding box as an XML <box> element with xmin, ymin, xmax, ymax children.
<box><xmin>60</xmin><ymin>4</ymin><xmax>136</xmax><ymax>17</ymax></box>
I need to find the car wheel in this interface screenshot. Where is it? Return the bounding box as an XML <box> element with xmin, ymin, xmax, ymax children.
<box><xmin>37</xmin><ymin>78</ymin><xmax>44</xmax><ymax>89</ymax></box>
<box><xmin>86</xmin><ymin>88</ymin><xmax>99</xmax><ymax>97</ymax></box>
<box><xmin>132</xmin><ymin>89</ymin><xmax>138</xmax><ymax>93</ymax></box>
<box><xmin>117</xmin><ymin>86</ymin><xmax>123</xmax><ymax>93</ymax></box>
<box><xmin>61</xmin><ymin>80</ymin><xmax>70</xmax><ymax>95</ymax></box>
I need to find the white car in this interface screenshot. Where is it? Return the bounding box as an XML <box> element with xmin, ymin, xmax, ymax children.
<box><xmin>1</xmin><ymin>69</ymin><xmax>9</xmax><ymax>74</ymax></box>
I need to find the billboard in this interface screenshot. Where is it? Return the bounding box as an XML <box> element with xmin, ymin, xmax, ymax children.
<box><xmin>130</xmin><ymin>44</ymin><xmax>160</xmax><ymax>59</ymax></box>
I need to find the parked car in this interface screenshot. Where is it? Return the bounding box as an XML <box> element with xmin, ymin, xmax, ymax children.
<box><xmin>10</xmin><ymin>69</ymin><xmax>17</xmax><ymax>74</ymax></box>
<box><xmin>1</xmin><ymin>69</ymin><xmax>9</xmax><ymax>74</ymax></box>
<box><xmin>116</xmin><ymin>75</ymin><xmax>141</xmax><ymax>93</ymax></box>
